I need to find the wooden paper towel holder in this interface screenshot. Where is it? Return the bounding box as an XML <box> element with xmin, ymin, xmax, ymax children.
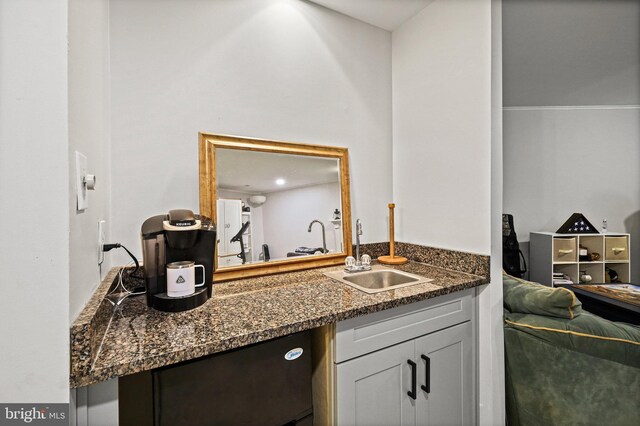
<box><xmin>378</xmin><ymin>203</ymin><xmax>408</xmax><ymax>265</ymax></box>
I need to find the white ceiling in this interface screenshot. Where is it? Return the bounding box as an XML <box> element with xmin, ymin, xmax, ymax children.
<box><xmin>216</xmin><ymin>149</ymin><xmax>340</xmax><ymax>194</ymax></box>
<box><xmin>309</xmin><ymin>0</ymin><xmax>434</xmax><ymax>31</ymax></box>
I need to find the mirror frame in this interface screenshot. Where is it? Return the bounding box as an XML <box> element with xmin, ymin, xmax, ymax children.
<box><xmin>199</xmin><ymin>132</ymin><xmax>353</xmax><ymax>282</ymax></box>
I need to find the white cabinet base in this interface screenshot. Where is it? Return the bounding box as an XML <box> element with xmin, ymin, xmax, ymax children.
<box><xmin>334</xmin><ymin>291</ymin><xmax>475</xmax><ymax>426</ymax></box>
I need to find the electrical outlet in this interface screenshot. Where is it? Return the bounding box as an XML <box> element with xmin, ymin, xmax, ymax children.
<box><xmin>75</xmin><ymin>151</ymin><xmax>88</xmax><ymax>211</ymax></box>
<box><xmin>98</xmin><ymin>220</ymin><xmax>106</xmax><ymax>265</ymax></box>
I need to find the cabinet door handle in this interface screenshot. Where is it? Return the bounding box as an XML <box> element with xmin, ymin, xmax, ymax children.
<box><xmin>421</xmin><ymin>355</ymin><xmax>430</xmax><ymax>394</ymax></box>
<box><xmin>407</xmin><ymin>359</ymin><xmax>417</xmax><ymax>400</ymax></box>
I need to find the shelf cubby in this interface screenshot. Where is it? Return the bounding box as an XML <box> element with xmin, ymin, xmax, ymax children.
<box><xmin>578</xmin><ymin>263</ymin><xmax>604</xmax><ymax>284</ymax></box>
<box><xmin>579</xmin><ymin>235</ymin><xmax>604</xmax><ymax>261</ymax></box>
<box><xmin>553</xmin><ymin>263</ymin><xmax>579</xmax><ymax>284</ymax></box>
<box><xmin>605</xmin><ymin>236</ymin><xmax>629</xmax><ymax>261</ymax></box>
<box><xmin>605</xmin><ymin>263</ymin><xmax>630</xmax><ymax>284</ymax></box>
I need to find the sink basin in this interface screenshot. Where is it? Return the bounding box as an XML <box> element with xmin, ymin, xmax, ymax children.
<box><xmin>324</xmin><ymin>267</ymin><xmax>432</xmax><ymax>293</ymax></box>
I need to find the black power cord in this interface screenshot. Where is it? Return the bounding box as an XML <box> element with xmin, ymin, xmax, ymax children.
<box><xmin>103</xmin><ymin>243</ymin><xmax>147</xmax><ymax>303</ymax></box>
<box><xmin>103</xmin><ymin>243</ymin><xmax>140</xmax><ymax>276</ymax></box>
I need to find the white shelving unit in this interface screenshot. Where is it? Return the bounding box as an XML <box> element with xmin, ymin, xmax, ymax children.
<box><xmin>530</xmin><ymin>232</ymin><xmax>631</xmax><ymax>286</ymax></box>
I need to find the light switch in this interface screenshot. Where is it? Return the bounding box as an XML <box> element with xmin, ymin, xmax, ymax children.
<box><xmin>75</xmin><ymin>151</ymin><xmax>88</xmax><ymax>211</ymax></box>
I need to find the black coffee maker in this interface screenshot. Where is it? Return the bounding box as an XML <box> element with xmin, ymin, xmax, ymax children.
<box><xmin>141</xmin><ymin>209</ymin><xmax>216</xmax><ymax>312</ymax></box>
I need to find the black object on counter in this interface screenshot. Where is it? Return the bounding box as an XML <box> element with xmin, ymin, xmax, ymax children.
<box><xmin>140</xmin><ymin>209</ymin><xmax>216</xmax><ymax>312</ymax></box>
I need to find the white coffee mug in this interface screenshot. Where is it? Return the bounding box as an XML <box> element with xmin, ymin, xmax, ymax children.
<box><xmin>166</xmin><ymin>261</ymin><xmax>205</xmax><ymax>297</ymax></box>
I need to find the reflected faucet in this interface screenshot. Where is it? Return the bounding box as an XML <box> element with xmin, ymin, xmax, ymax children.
<box><xmin>307</xmin><ymin>220</ymin><xmax>327</xmax><ymax>254</ymax></box>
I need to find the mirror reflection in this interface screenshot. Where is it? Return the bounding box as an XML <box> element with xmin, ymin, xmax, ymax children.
<box><xmin>216</xmin><ymin>149</ymin><xmax>344</xmax><ymax>267</ymax></box>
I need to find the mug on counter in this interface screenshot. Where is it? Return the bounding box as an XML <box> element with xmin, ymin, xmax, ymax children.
<box><xmin>167</xmin><ymin>261</ymin><xmax>205</xmax><ymax>297</ymax></box>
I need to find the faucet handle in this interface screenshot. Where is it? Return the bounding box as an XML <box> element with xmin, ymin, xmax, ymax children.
<box><xmin>361</xmin><ymin>254</ymin><xmax>371</xmax><ymax>266</ymax></box>
<box><xmin>345</xmin><ymin>256</ymin><xmax>356</xmax><ymax>269</ymax></box>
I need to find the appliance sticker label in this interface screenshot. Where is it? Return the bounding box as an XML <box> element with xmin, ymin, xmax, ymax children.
<box><xmin>284</xmin><ymin>347</ymin><xmax>303</xmax><ymax>361</ymax></box>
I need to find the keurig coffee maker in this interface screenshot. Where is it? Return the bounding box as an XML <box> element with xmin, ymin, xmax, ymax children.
<box><xmin>141</xmin><ymin>209</ymin><xmax>216</xmax><ymax>312</ymax></box>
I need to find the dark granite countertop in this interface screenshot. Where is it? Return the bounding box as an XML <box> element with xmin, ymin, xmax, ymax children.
<box><xmin>70</xmin><ymin>244</ymin><xmax>489</xmax><ymax>388</ymax></box>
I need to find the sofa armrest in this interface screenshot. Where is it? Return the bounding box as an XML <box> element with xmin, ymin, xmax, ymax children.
<box><xmin>503</xmin><ymin>273</ymin><xmax>583</xmax><ymax>319</ymax></box>
<box><xmin>505</xmin><ymin>311</ymin><xmax>640</xmax><ymax>368</ymax></box>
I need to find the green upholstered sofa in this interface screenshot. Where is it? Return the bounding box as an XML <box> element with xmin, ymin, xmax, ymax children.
<box><xmin>504</xmin><ymin>274</ymin><xmax>640</xmax><ymax>426</ymax></box>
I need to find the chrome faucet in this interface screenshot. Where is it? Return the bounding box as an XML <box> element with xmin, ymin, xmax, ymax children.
<box><xmin>345</xmin><ymin>219</ymin><xmax>371</xmax><ymax>272</ymax></box>
<box><xmin>307</xmin><ymin>220</ymin><xmax>327</xmax><ymax>254</ymax></box>
<box><xmin>355</xmin><ymin>219</ymin><xmax>362</xmax><ymax>262</ymax></box>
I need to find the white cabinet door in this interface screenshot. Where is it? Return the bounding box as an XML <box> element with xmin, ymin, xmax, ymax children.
<box><xmin>337</xmin><ymin>340</ymin><xmax>416</xmax><ymax>426</ymax></box>
<box><xmin>224</xmin><ymin>200</ymin><xmax>242</xmax><ymax>255</ymax></box>
<box><xmin>216</xmin><ymin>199</ymin><xmax>242</xmax><ymax>256</ymax></box>
<box><xmin>414</xmin><ymin>321</ymin><xmax>473</xmax><ymax>426</ymax></box>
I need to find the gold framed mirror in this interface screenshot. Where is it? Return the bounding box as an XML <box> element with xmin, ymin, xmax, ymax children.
<box><xmin>199</xmin><ymin>133</ymin><xmax>352</xmax><ymax>282</ymax></box>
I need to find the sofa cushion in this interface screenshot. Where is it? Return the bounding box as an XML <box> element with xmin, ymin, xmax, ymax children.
<box><xmin>505</xmin><ymin>310</ymin><xmax>640</xmax><ymax>369</ymax></box>
<box><xmin>503</xmin><ymin>273</ymin><xmax>582</xmax><ymax>319</ymax></box>
<box><xmin>504</xmin><ymin>315</ymin><xmax>640</xmax><ymax>426</ymax></box>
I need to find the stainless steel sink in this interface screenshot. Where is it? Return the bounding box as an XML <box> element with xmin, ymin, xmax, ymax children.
<box><xmin>324</xmin><ymin>267</ymin><xmax>432</xmax><ymax>293</ymax></box>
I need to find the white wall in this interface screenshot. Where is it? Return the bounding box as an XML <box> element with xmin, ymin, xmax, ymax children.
<box><xmin>262</xmin><ymin>182</ymin><xmax>342</xmax><ymax>259</ymax></box>
<box><xmin>392</xmin><ymin>0</ymin><xmax>492</xmax><ymax>255</ymax></box>
<box><xmin>68</xmin><ymin>0</ymin><xmax>112</xmax><ymax>324</ymax></box>
<box><xmin>392</xmin><ymin>2</ymin><xmax>499</xmax><ymax>424</ymax></box>
<box><xmin>68</xmin><ymin>1</ymin><xmax>116</xmax><ymax>417</ymax></box>
<box><xmin>503</xmin><ymin>0</ymin><xmax>640</xmax><ymax>282</ymax></box>
<box><xmin>0</xmin><ymin>0</ymin><xmax>70</xmax><ymax>403</ymax></box>
<box><xmin>483</xmin><ymin>0</ymin><xmax>505</xmax><ymax>423</ymax></box>
<box><xmin>504</xmin><ymin>107</ymin><xmax>640</xmax><ymax>280</ymax></box>
<box><xmin>503</xmin><ymin>0</ymin><xmax>640</xmax><ymax>107</ymax></box>
<box><xmin>108</xmin><ymin>0</ymin><xmax>393</xmax><ymax>264</ymax></box>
